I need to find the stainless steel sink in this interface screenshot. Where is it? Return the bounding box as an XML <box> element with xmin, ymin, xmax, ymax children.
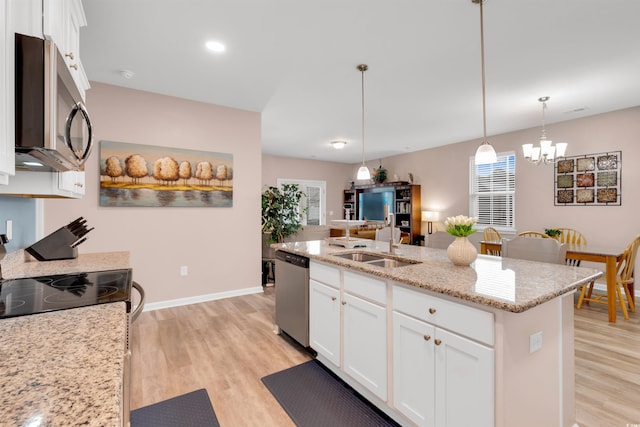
<box><xmin>366</xmin><ymin>258</ymin><xmax>416</xmax><ymax>268</ymax></box>
<box><xmin>333</xmin><ymin>252</ymin><xmax>385</xmax><ymax>262</ymax></box>
<box><xmin>332</xmin><ymin>252</ymin><xmax>420</xmax><ymax>268</ymax></box>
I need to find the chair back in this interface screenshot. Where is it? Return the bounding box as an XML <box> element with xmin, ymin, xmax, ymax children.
<box><xmin>553</xmin><ymin>228</ymin><xmax>587</xmax><ymax>266</ymax></box>
<box><xmin>483</xmin><ymin>227</ymin><xmax>501</xmax><ymax>242</ymax></box>
<box><xmin>502</xmin><ymin>236</ymin><xmax>567</xmax><ymax>264</ymax></box>
<box><xmin>426</xmin><ymin>231</ymin><xmax>456</xmax><ymax>249</ymax></box>
<box><xmin>554</xmin><ymin>228</ymin><xmax>587</xmax><ymax>246</ymax></box>
<box><xmin>483</xmin><ymin>227</ymin><xmax>502</xmax><ymax>255</ymax></box>
<box><xmin>517</xmin><ymin>231</ymin><xmax>550</xmax><ymax>238</ymax></box>
<box><xmin>375</xmin><ymin>226</ymin><xmax>402</xmax><ymax>244</ymax></box>
<box><xmin>619</xmin><ymin>235</ymin><xmax>640</xmax><ymax>285</ymax></box>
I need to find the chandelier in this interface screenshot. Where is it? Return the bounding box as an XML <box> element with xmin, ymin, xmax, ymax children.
<box><xmin>522</xmin><ymin>97</ymin><xmax>567</xmax><ymax>165</ymax></box>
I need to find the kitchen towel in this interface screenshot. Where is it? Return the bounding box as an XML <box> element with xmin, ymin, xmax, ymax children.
<box><xmin>130</xmin><ymin>388</ymin><xmax>220</xmax><ymax>427</ymax></box>
<box><xmin>261</xmin><ymin>360</ymin><xmax>399</xmax><ymax>427</ymax></box>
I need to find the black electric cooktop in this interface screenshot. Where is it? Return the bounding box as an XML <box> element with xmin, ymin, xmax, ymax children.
<box><xmin>0</xmin><ymin>269</ymin><xmax>133</xmax><ymax>319</ymax></box>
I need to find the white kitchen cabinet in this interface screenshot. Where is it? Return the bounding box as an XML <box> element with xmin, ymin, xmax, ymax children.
<box><xmin>393</xmin><ymin>285</ymin><xmax>494</xmax><ymax>427</ymax></box>
<box><xmin>0</xmin><ymin>0</ymin><xmax>15</xmax><ymax>184</ymax></box>
<box><xmin>309</xmin><ymin>279</ymin><xmax>340</xmax><ymax>367</ymax></box>
<box><xmin>43</xmin><ymin>0</ymin><xmax>89</xmax><ymax>99</ymax></box>
<box><xmin>0</xmin><ymin>170</ymin><xmax>85</xmax><ymax>198</ymax></box>
<box><xmin>343</xmin><ymin>291</ymin><xmax>387</xmax><ymax>401</ymax></box>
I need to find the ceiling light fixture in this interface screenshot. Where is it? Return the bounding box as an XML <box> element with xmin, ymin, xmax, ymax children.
<box><xmin>522</xmin><ymin>97</ymin><xmax>567</xmax><ymax>165</ymax></box>
<box><xmin>331</xmin><ymin>140</ymin><xmax>347</xmax><ymax>149</ymax></box>
<box><xmin>205</xmin><ymin>41</ymin><xmax>226</xmax><ymax>53</ymax></box>
<box><xmin>356</xmin><ymin>64</ymin><xmax>371</xmax><ymax>180</ymax></box>
<box><xmin>473</xmin><ymin>0</ymin><xmax>497</xmax><ymax>165</ymax></box>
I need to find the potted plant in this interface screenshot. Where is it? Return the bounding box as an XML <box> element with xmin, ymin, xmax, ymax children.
<box><xmin>544</xmin><ymin>228</ymin><xmax>563</xmax><ymax>238</ymax></box>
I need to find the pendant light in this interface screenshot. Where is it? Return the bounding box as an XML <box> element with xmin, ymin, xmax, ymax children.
<box><xmin>473</xmin><ymin>0</ymin><xmax>497</xmax><ymax>165</ymax></box>
<box><xmin>522</xmin><ymin>97</ymin><xmax>568</xmax><ymax>165</ymax></box>
<box><xmin>356</xmin><ymin>64</ymin><xmax>371</xmax><ymax>180</ymax></box>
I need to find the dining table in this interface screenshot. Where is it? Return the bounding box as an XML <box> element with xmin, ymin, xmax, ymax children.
<box><xmin>480</xmin><ymin>240</ymin><xmax>628</xmax><ymax>323</ymax></box>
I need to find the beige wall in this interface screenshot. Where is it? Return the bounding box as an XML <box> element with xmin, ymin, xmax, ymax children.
<box><xmin>380</xmin><ymin>106</ymin><xmax>640</xmax><ymax>271</ymax></box>
<box><xmin>262</xmin><ymin>154</ymin><xmax>353</xmax><ymax>222</ymax></box>
<box><xmin>43</xmin><ymin>83</ymin><xmax>262</xmax><ymax>305</ymax></box>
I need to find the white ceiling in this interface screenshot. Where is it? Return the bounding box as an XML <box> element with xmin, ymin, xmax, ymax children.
<box><xmin>80</xmin><ymin>0</ymin><xmax>640</xmax><ymax>164</ymax></box>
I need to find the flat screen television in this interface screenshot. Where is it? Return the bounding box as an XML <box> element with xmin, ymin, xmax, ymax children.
<box><xmin>358</xmin><ymin>190</ymin><xmax>394</xmax><ymax>221</ymax></box>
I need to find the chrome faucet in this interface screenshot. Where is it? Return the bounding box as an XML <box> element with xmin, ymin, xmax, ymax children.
<box><xmin>388</xmin><ymin>213</ymin><xmax>399</xmax><ymax>254</ymax></box>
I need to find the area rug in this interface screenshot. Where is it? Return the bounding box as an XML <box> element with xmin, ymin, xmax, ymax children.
<box><xmin>261</xmin><ymin>360</ymin><xmax>400</xmax><ymax>427</ymax></box>
<box><xmin>130</xmin><ymin>388</ymin><xmax>220</xmax><ymax>427</ymax></box>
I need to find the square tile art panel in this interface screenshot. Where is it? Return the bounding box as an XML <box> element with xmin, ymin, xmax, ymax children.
<box><xmin>554</xmin><ymin>151</ymin><xmax>621</xmax><ymax>206</ymax></box>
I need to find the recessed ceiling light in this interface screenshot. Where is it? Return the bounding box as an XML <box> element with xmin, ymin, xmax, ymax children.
<box><xmin>205</xmin><ymin>41</ymin><xmax>226</xmax><ymax>53</ymax></box>
<box><xmin>331</xmin><ymin>140</ymin><xmax>347</xmax><ymax>149</ymax></box>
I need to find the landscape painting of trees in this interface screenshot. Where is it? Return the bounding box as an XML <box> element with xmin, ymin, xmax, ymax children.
<box><xmin>99</xmin><ymin>140</ymin><xmax>233</xmax><ymax>207</ymax></box>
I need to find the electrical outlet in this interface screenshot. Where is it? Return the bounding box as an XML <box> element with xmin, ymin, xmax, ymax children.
<box><xmin>529</xmin><ymin>331</ymin><xmax>543</xmax><ymax>353</ymax></box>
<box><xmin>180</xmin><ymin>266</ymin><xmax>188</xmax><ymax>276</ymax></box>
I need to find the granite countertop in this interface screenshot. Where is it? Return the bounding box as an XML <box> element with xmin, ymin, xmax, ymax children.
<box><xmin>0</xmin><ymin>302</ymin><xmax>128</xmax><ymax>426</ymax></box>
<box><xmin>272</xmin><ymin>240</ymin><xmax>603</xmax><ymax>313</ymax></box>
<box><xmin>1</xmin><ymin>250</ymin><xmax>130</xmax><ymax>279</ymax></box>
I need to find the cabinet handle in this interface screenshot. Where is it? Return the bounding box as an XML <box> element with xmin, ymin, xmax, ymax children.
<box><xmin>69</xmin><ymin>64</ymin><xmax>78</xmax><ymax>70</ymax></box>
<box><xmin>423</xmin><ymin>335</ymin><xmax>431</xmax><ymax>341</ymax></box>
<box><xmin>75</xmin><ymin>182</ymin><xmax>84</xmax><ymax>188</ymax></box>
<box><xmin>65</xmin><ymin>52</ymin><xmax>75</xmax><ymax>60</ymax></box>
<box><xmin>331</xmin><ymin>296</ymin><xmax>336</xmax><ymax>301</ymax></box>
<box><xmin>342</xmin><ymin>301</ymin><xmax>347</xmax><ymax>305</ymax></box>
<box><xmin>428</xmin><ymin>308</ymin><xmax>436</xmax><ymax>314</ymax></box>
<box><xmin>434</xmin><ymin>339</ymin><xmax>442</xmax><ymax>346</ymax></box>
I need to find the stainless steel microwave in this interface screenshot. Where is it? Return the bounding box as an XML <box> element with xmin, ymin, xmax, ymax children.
<box><xmin>14</xmin><ymin>33</ymin><xmax>93</xmax><ymax>172</ymax></box>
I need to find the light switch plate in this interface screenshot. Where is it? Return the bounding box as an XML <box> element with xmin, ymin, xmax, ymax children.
<box><xmin>530</xmin><ymin>331</ymin><xmax>543</xmax><ymax>353</ymax></box>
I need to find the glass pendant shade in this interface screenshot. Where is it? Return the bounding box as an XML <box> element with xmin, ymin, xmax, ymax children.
<box><xmin>475</xmin><ymin>141</ymin><xmax>497</xmax><ymax>165</ymax></box>
<box><xmin>357</xmin><ymin>165</ymin><xmax>371</xmax><ymax>180</ymax></box>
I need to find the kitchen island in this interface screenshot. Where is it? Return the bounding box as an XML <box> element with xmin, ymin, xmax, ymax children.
<box><xmin>272</xmin><ymin>240</ymin><xmax>602</xmax><ymax>427</ymax></box>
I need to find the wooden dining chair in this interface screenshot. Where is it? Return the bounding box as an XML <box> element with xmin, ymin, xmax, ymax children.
<box><xmin>483</xmin><ymin>227</ymin><xmax>502</xmax><ymax>255</ymax></box>
<box><xmin>502</xmin><ymin>236</ymin><xmax>566</xmax><ymax>264</ymax></box>
<box><xmin>576</xmin><ymin>235</ymin><xmax>639</xmax><ymax>320</ymax></box>
<box><xmin>553</xmin><ymin>228</ymin><xmax>587</xmax><ymax>266</ymax></box>
<box><xmin>517</xmin><ymin>231</ymin><xmax>550</xmax><ymax>238</ymax></box>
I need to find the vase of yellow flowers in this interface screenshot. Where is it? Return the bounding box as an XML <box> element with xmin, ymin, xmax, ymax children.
<box><xmin>445</xmin><ymin>215</ymin><xmax>479</xmax><ymax>266</ymax></box>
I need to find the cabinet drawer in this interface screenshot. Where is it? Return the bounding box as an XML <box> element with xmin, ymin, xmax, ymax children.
<box><xmin>344</xmin><ymin>270</ymin><xmax>386</xmax><ymax>304</ymax></box>
<box><xmin>310</xmin><ymin>261</ymin><xmax>340</xmax><ymax>288</ymax></box>
<box><xmin>393</xmin><ymin>285</ymin><xmax>494</xmax><ymax>346</ymax></box>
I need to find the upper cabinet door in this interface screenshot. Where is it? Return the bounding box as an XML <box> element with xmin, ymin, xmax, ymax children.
<box><xmin>43</xmin><ymin>0</ymin><xmax>89</xmax><ymax>99</ymax></box>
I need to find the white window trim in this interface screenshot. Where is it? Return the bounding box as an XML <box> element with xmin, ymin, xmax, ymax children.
<box><xmin>469</xmin><ymin>151</ymin><xmax>516</xmax><ymax>234</ymax></box>
<box><xmin>276</xmin><ymin>178</ymin><xmax>326</xmax><ymax>226</ymax></box>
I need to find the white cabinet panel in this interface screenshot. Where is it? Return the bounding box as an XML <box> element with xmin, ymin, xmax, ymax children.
<box><xmin>309</xmin><ymin>279</ymin><xmax>340</xmax><ymax>367</ymax></box>
<box><xmin>434</xmin><ymin>328</ymin><xmax>494</xmax><ymax>427</ymax></box>
<box><xmin>343</xmin><ymin>292</ymin><xmax>387</xmax><ymax>401</ymax></box>
<box><xmin>393</xmin><ymin>311</ymin><xmax>436</xmax><ymax>427</ymax></box>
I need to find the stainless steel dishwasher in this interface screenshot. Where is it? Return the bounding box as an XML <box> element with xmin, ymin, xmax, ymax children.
<box><xmin>274</xmin><ymin>250</ymin><xmax>310</xmax><ymax>347</ymax></box>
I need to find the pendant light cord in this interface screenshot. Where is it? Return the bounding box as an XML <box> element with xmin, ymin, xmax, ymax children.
<box><xmin>359</xmin><ymin>64</ymin><xmax>367</xmax><ymax>166</ymax></box>
<box><xmin>479</xmin><ymin>0</ymin><xmax>487</xmax><ymax>143</ymax></box>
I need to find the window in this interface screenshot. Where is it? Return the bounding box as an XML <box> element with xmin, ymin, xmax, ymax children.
<box><xmin>469</xmin><ymin>152</ymin><xmax>516</xmax><ymax>231</ymax></box>
<box><xmin>276</xmin><ymin>179</ymin><xmax>326</xmax><ymax>226</ymax></box>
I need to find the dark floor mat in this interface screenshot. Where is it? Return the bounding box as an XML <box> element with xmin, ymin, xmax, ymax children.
<box><xmin>261</xmin><ymin>360</ymin><xmax>400</xmax><ymax>427</ymax></box>
<box><xmin>131</xmin><ymin>388</ymin><xmax>220</xmax><ymax>427</ymax></box>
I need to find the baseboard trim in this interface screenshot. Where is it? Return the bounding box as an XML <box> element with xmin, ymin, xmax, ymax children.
<box><xmin>141</xmin><ymin>286</ymin><xmax>264</xmax><ymax>312</ymax></box>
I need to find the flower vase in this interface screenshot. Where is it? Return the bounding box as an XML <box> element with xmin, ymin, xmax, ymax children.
<box><xmin>447</xmin><ymin>236</ymin><xmax>478</xmax><ymax>266</ymax></box>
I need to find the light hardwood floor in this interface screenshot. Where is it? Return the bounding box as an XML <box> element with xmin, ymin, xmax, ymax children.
<box><xmin>131</xmin><ymin>288</ymin><xmax>640</xmax><ymax>427</ymax></box>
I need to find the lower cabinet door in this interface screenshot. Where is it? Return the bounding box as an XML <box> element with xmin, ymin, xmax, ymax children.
<box><xmin>392</xmin><ymin>311</ymin><xmax>436</xmax><ymax>427</ymax></box>
<box><xmin>434</xmin><ymin>328</ymin><xmax>494</xmax><ymax>427</ymax></box>
<box><xmin>343</xmin><ymin>292</ymin><xmax>387</xmax><ymax>401</ymax></box>
<box><xmin>309</xmin><ymin>279</ymin><xmax>340</xmax><ymax>366</ymax></box>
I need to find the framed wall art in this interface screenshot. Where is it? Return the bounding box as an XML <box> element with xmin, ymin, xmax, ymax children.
<box><xmin>554</xmin><ymin>150</ymin><xmax>621</xmax><ymax>206</ymax></box>
<box><xmin>99</xmin><ymin>140</ymin><xmax>233</xmax><ymax>207</ymax></box>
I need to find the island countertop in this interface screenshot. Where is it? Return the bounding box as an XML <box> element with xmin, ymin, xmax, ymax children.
<box><xmin>272</xmin><ymin>240</ymin><xmax>603</xmax><ymax>313</ymax></box>
<box><xmin>0</xmin><ymin>302</ymin><xmax>128</xmax><ymax>426</ymax></box>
